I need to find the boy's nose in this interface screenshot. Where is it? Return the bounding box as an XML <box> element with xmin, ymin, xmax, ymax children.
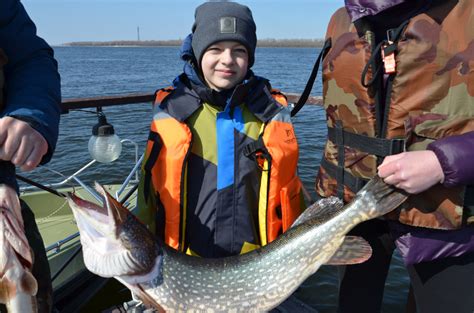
<box><xmin>220</xmin><ymin>49</ymin><xmax>234</xmax><ymax>64</ymax></box>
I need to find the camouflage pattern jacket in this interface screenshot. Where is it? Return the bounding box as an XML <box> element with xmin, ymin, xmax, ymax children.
<box><xmin>316</xmin><ymin>0</ymin><xmax>474</xmax><ymax>230</ymax></box>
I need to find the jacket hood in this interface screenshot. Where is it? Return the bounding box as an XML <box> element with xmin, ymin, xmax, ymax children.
<box><xmin>178</xmin><ymin>33</ymin><xmax>202</xmax><ymax>86</ymax></box>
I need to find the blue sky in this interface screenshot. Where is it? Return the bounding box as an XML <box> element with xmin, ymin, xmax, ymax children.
<box><xmin>22</xmin><ymin>0</ymin><xmax>344</xmax><ymax>45</ymax></box>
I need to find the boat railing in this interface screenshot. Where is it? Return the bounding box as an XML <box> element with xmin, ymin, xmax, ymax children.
<box><xmin>20</xmin><ymin>138</ymin><xmax>142</xmax><ymax>201</ymax></box>
<box><xmin>43</xmin><ymin>148</ymin><xmax>143</xmax><ymax>255</ymax></box>
<box><xmin>59</xmin><ymin>92</ymin><xmax>322</xmax><ymax>113</ymax></box>
<box><xmin>47</xmin><ymin>233</ymin><xmax>80</xmax><ymax>253</ymax></box>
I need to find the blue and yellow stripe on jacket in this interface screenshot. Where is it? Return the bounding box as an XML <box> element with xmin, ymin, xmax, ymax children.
<box><xmin>137</xmin><ymin>75</ymin><xmax>303</xmax><ymax>257</ymax></box>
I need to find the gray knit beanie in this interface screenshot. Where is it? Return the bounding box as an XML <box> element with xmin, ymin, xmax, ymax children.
<box><xmin>191</xmin><ymin>1</ymin><xmax>257</xmax><ymax>68</ymax></box>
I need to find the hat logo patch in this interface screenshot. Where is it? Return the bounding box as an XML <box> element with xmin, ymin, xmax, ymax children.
<box><xmin>220</xmin><ymin>17</ymin><xmax>236</xmax><ymax>34</ymax></box>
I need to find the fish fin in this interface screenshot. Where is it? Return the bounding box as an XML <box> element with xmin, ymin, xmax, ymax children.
<box><xmin>2</xmin><ymin>209</ymin><xmax>34</xmax><ymax>267</ymax></box>
<box><xmin>325</xmin><ymin>236</ymin><xmax>372</xmax><ymax>265</ymax></box>
<box><xmin>127</xmin><ymin>283</ymin><xmax>166</xmax><ymax>313</ymax></box>
<box><xmin>290</xmin><ymin>197</ymin><xmax>343</xmax><ymax>228</ymax></box>
<box><xmin>359</xmin><ymin>175</ymin><xmax>408</xmax><ymax>216</ymax></box>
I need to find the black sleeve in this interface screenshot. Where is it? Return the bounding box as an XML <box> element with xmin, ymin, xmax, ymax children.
<box><xmin>0</xmin><ymin>160</ymin><xmax>18</xmax><ymax>191</ymax></box>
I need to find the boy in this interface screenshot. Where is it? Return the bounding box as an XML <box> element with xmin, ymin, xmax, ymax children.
<box><xmin>138</xmin><ymin>1</ymin><xmax>304</xmax><ymax>260</ymax></box>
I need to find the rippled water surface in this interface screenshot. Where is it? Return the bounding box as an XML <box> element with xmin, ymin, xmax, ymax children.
<box><xmin>24</xmin><ymin>46</ymin><xmax>409</xmax><ymax>312</ymax></box>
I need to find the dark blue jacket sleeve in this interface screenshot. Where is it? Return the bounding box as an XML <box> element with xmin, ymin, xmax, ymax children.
<box><xmin>0</xmin><ymin>0</ymin><xmax>61</xmax><ymax>164</ymax></box>
<box><xmin>427</xmin><ymin>131</ymin><xmax>474</xmax><ymax>188</ymax></box>
<box><xmin>0</xmin><ymin>161</ymin><xmax>17</xmax><ymax>190</ymax></box>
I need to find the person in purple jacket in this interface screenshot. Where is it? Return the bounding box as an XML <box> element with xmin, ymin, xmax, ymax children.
<box><xmin>314</xmin><ymin>0</ymin><xmax>474</xmax><ymax>312</ymax></box>
<box><xmin>0</xmin><ymin>0</ymin><xmax>60</xmax><ymax>312</ymax></box>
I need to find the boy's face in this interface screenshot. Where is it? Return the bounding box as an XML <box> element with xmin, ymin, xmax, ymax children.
<box><xmin>201</xmin><ymin>41</ymin><xmax>249</xmax><ymax>91</ymax></box>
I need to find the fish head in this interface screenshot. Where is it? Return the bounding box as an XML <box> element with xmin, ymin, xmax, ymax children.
<box><xmin>67</xmin><ymin>183</ymin><xmax>162</xmax><ymax>279</ymax></box>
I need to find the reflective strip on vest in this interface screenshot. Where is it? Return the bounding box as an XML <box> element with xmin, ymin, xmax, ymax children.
<box><xmin>258</xmin><ymin>157</ymin><xmax>270</xmax><ymax>246</ymax></box>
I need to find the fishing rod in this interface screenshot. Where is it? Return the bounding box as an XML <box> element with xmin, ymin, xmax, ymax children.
<box><xmin>16</xmin><ymin>174</ymin><xmax>67</xmax><ymax>198</ymax></box>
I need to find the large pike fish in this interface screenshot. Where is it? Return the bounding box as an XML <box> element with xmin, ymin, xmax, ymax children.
<box><xmin>0</xmin><ymin>185</ymin><xmax>38</xmax><ymax>313</ymax></box>
<box><xmin>67</xmin><ymin>176</ymin><xmax>407</xmax><ymax>312</ymax></box>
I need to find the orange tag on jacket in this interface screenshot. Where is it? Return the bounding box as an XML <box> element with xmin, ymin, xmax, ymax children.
<box><xmin>382</xmin><ymin>42</ymin><xmax>396</xmax><ymax>74</ymax></box>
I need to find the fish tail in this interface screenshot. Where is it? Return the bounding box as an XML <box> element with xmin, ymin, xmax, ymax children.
<box><xmin>361</xmin><ymin>175</ymin><xmax>408</xmax><ymax>216</ymax></box>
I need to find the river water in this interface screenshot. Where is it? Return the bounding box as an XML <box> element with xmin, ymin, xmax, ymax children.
<box><xmin>24</xmin><ymin>46</ymin><xmax>409</xmax><ymax>312</ymax></box>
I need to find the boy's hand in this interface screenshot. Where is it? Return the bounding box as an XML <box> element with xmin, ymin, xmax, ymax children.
<box><xmin>0</xmin><ymin>117</ymin><xmax>48</xmax><ymax>171</ymax></box>
<box><xmin>377</xmin><ymin>151</ymin><xmax>445</xmax><ymax>194</ymax></box>
<box><xmin>0</xmin><ymin>183</ymin><xmax>23</xmax><ymax>227</ymax></box>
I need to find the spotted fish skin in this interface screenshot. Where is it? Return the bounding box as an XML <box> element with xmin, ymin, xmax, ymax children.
<box><xmin>67</xmin><ymin>176</ymin><xmax>407</xmax><ymax>312</ymax></box>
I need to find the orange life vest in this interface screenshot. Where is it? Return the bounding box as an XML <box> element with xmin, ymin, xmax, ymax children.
<box><xmin>137</xmin><ymin>83</ymin><xmax>303</xmax><ymax>253</ymax></box>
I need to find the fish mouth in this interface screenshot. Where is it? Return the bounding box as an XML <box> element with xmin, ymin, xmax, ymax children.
<box><xmin>66</xmin><ymin>188</ymin><xmax>111</xmax><ymax>242</ymax></box>
<box><xmin>66</xmin><ymin>183</ymin><xmax>111</xmax><ymax>222</ymax></box>
<box><xmin>66</xmin><ymin>183</ymin><xmax>127</xmax><ymax>239</ymax></box>
<box><xmin>66</xmin><ymin>185</ymin><xmax>119</xmax><ymax>254</ymax></box>
<box><xmin>66</xmin><ymin>183</ymin><xmax>154</xmax><ymax>278</ymax></box>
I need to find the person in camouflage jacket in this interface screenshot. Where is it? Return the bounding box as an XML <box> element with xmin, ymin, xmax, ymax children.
<box><xmin>316</xmin><ymin>0</ymin><xmax>474</xmax><ymax>312</ymax></box>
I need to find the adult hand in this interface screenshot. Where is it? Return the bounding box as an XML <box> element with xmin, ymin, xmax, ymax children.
<box><xmin>377</xmin><ymin>151</ymin><xmax>445</xmax><ymax>194</ymax></box>
<box><xmin>0</xmin><ymin>117</ymin><xmax>48</xmax><ymax>171</ymax></box>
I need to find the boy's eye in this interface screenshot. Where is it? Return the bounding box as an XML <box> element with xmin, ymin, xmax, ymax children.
<box><xmin>207</xmin><ymin>47</ymin><xmax>221</xmax><ymax>52</ymax></box>
<box><xmin>234</xmin><ymin>48</ymin><xmax>247</xmax><ymax>54</ymax></box>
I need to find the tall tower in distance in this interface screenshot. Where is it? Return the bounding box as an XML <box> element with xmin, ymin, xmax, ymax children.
<box><xmin>137</xmin><ymin>26</ymin><xmax>140</xmax><ymax>41</ymax></box>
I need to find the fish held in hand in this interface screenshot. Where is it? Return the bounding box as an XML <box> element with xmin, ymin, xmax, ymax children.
<box><xmin>67</xmin><ymin>176</ymin><xmax>407</xmax><ymax>312</ymax></box>
<box><xmin>0</xmin><ymin>185</ymin><xmax>38</xmax><ymax>313</ymax></box>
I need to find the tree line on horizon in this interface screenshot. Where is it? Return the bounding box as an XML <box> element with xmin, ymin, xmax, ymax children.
<box><xmin>63</xmin><ymin>38</ymin><xmax>325</xmax><ymax>48</ymax></box>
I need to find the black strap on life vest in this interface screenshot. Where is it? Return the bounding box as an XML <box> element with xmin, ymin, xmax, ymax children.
<box><xmin>143</xmin><ymin>131</ymin><xmax>162</xmax><ymax>202</ymax></box>
<box><xmin>325</xmin><ymin>120</ymin><xmax>405</xmax><ymax>197</ymax></box>
<box><xmin>327</xmin><ymin>127</ymin><xmax>405</xmax><ymax>157</ymax></box>
<box><xmin>320</xmin><ymin>157</ymin><xmax>368</xmax><ymax>194</ymax></box>
<box><xmin>291</xmin><ymin>38</ymin><xmax>332</xmax><ymax>117</ymax></box>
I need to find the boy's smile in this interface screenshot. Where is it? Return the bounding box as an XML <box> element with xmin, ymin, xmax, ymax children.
<box><xmin>201</xmin><ymin>41</ymin><xmax>249</xmax><ymax>91</ymax></box>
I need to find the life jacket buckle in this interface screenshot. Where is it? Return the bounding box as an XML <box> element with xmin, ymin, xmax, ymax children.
<box><xmin>389</xmin><ymin>138</ymin><xmax>406</xmax><ymax>155</ymax></box>
<box><xmin>244</xmin><ymin>140</ymin><xmax>271</xmax><ymax>171</ymax></box>
<box><xmin>243</xmin><ymin>142</ymin><xmax>257</xmax><ymax>158</ymax></box>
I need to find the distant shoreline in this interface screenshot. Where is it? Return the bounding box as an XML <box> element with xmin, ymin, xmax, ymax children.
<box><xmin>61</xmin><ymin>39</ymin><xmax>325</xmax><ymax>48</ymax></box>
